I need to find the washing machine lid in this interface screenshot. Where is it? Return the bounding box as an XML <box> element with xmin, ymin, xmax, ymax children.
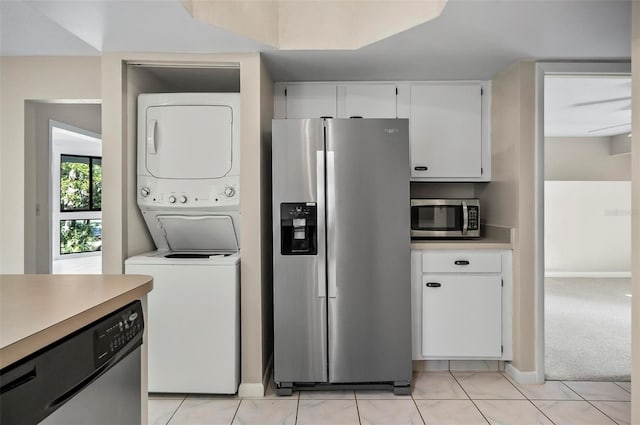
<box><xmin>156</xmin><ymin>215</ymin><xmax>239</xmax><ymax>252</ymax></box>
<box><xmin>145</xmin><ymin>104</ymin><xmax>233</xmax><ymax>179</ymax></box>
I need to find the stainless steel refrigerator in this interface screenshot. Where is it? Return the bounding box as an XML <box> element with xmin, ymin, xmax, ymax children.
<box><xmin>272</xmin><ymin>118</ymin><xmax>412</xmax><ymax>395</ymax></box>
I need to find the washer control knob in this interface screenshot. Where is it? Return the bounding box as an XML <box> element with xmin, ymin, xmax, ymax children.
<box><xmin>179</xmin><ymin>195</ymin><xmax>187</xmax><ymax>204</ymax></box>
<box><xmin>141</xmin><ymin>187</ymin><xmax>150</xmax><ymax>197</ymax></box>
<box><xmin>224</xmin><ymin>186</ymin><xmax>236</xmax><ymax>198</ymax></box>
<box><xmin>168</xmin><ymin>195</ymin><xmax>176</xmax><ymax>204</ymax></box>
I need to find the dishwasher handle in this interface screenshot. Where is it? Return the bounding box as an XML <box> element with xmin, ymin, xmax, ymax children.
<box><xmin>0</xmin><ymin>367</ymin><xmax>36</xmax><ymax>395</ymax></box>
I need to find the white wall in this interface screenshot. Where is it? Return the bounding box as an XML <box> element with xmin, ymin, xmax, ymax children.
<box><xmin>32</xmin><ymin>103</ymin><xmax>102</xmax><ymax>273</ymax></box>
<box><xmin>545</xmin><ymin>181</ymin><xmax>631</xmax><ymax>276</ymax></box>
<box><xmin>545</xmin><ymin>136</ymin><xmax>631</xmax><ymax>181</ymax></box>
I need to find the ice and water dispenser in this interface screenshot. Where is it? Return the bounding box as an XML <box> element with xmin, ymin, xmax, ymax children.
<box><xmin>280</xmin><ymin>203</ymin><xmax>317</xmax><ymax>255</ymax></box>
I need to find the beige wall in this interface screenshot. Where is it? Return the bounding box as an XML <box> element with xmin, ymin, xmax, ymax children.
<box><xmin>477</xmin><ymin>61</ymin><xmax>537</xmax><ymax>373</ymax></box>
<box><xmin>101</xmin><ymin>52</ymin><xmax>272</xmax><ymax>393</ymax></box>
<box><xmin>260</xmin><ymin>59</ymin><xmax>275</xmax><ymax>375</ymax></box>
<box><xmin>545</xmin><ymin>136</ymin><xmax>631</xmax><ymax>181</ymax></box>
<box><xmin>0</xmin><ymin>57</ymin><xmax>102</xmax><ymax>274</ymax></box>
<box><xmin>630</xmin><ymin>2</ymin><xmax>639</xmax><ymax>422</ymax></box>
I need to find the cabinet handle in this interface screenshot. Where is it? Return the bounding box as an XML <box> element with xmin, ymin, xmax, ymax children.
<box><xmin>425</xmin><ymin>282</ymin><xmax>441</xmax><ymax>288</ymax></box>
<box><xmin>414</xmin><ymin>166</ymin><xmax>428</xmax><ymax>171</ymax></box>
<box><xmin>454</xmin><ymin>260</ymin><xmax>470</xmax><ymax>266</ymax></box>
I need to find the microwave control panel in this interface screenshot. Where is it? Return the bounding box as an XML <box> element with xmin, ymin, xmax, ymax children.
<box><xmin>468</xmin><ymin>205</ymin><xmax>479</xmax><ymax>230</ymax></box>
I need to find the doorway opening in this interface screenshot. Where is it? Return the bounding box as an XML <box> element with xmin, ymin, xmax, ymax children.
<box><xmin>535</xmin><ymin>63</ymin><xmax>632</xmax><ymax>383</ymax></box>
<box><xmin>51</xmin><ymin>122</ymin><xmax>102</xmax><ymax>274</ymax></box>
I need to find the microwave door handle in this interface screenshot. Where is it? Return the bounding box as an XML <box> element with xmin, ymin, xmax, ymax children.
<box><xmin>462</xmin><ymin>201</ymin><xmax>469</xmax><ymax>235</ymax></box>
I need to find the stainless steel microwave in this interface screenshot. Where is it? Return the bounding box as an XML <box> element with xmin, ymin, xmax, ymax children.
<box><xmin>410</xmin><ymin>199</ymin><xmax>480</xmax><ymax>238</ymax></box>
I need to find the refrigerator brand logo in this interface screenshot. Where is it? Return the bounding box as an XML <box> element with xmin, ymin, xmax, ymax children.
<box><xmin>384</xmin><ymin>128</ymin><xmax>399</xmax><ymax>134</ymax></box>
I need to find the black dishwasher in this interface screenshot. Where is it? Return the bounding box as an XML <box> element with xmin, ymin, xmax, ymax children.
<box><xmin>0</xmin><ymin>301</ymin><xmax>144</xmax><ymax>425</ymax></box>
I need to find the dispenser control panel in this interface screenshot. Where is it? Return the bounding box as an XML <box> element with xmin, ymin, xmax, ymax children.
<box><xmin>280</xmin><ymin>202</ymin><xmax>317</xmax><ymax>255</ymax></box>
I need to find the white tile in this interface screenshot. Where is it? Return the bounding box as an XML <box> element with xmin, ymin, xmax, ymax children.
<box><xmin>615</xmin><ymin>382</ymin><xmax>631</xmax><ymax>393</ymax></box>
<box><xmin>148</xmin><ymin>398</ymin><xmax>184</xmax><ymax>425</ymax></box>
<box><xmin>449</xmin><ymin>360</ymin><xmax>500</xmax><ymax>372</ymax></box>
<box><xmin>563</xmin><ymin>381</ymin><xmax>631</xmax><ymax>401</ymax></box>
<box><xmin>299</xmin><ymin>390</ymin><xmax>355</xmax><ymax>399</ymax></box>
<box><xmin>355</xmin><ymin>389</ymin><xmax>412</xmax><ymax>399</ymax></box>
<box><xmin>453</xmin><ymin>372</ymin><xmax>525</xmax><ymax>400</ymax></box>
<box><xmin>412</xmin><ymin>372</ymin><xmax>468</xmax><ymax>399</ymax></box>
<box><xmin>231</xmin><ymin>399</ymin><xmax>297</xmax><ymax>425</ymax></box>
<box><xmin>357</xmin><ymin>399</ymin><xmax>425</xmax><ymax>425</ymax></box>
<box><xmin>506</xmin><ymin>379</ymin><xmax>582</xmax><ymax>400</ymax></box>
<box><xmin>415</xmin><ymin>400</ymin><xmax>488</xmax><ymax>425</ymax></box>
<box><xmin>474</xmin><ymin>400</ymin><xmax>553</xmax><ymax>425</ymax></box>
<box><xmin>297</xmin><ymin>400</ymin><xmax>359</xmax><ymax>425</ymax></box>
<box><xmin>168</xmin><ymin>398</ymin><xmax>239</xmax><ymax>425</ymax></box>
<box><xmin>533</xmin><ymin>400</ymin><xmax>617</xmax><ymax>425</ymax></box>
<box><xmin>591</xmin><ymin>401</ymin><xmax>631</xmax><ymax>425</ymax></box>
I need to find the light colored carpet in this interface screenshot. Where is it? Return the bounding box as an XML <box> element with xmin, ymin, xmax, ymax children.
<box><xmin>545</xmin><ymin>277</ymin><xmax>632</xmax><ymax>381</ymax></box>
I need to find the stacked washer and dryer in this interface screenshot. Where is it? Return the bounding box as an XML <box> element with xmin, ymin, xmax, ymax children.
<box><xmin>125</xmin><ymin>93</ymin><xmax>241</xmax><ymax>394</ymax></box>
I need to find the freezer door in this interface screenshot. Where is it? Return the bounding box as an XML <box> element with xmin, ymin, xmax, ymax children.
<box><xmin>272</xmin><ymin>119</ymin><xmax>328</xmax><ymax>383</ymax></box>
<box><xmin>325</xmin><ymin>119</ymin><xmax>412</xmax><ymax>383</ymax></box>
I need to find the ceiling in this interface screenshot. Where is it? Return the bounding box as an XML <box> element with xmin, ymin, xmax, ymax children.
<box><xmin>0</xmin><ymin>0</ymin><xmax>632</xmax><ymax>136</ymax></box>
<box><xmin>545</xmin><ymin>76</ymin><xmax>632</xmax><ymax>138</ymax></box>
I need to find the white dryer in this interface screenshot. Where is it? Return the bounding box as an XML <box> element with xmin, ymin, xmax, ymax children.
<box><xmin>126</xmin><ymin>92</ymin><xmax>241</xmax><ymax>394</ymax></box>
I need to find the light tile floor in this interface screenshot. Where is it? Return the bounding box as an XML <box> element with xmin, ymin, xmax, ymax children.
<box><xmin>149</xmin><ymin>372</ymin><xmax>632</xmax><ymax>425</ymax></box>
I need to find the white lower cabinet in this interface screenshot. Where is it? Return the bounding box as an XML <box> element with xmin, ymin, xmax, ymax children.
<box><xmin>422</xmin><ymin>274</ymin><xmax>502</xmax><ymax>357</ymax></box>
<box><xmin>411</xmin><ymin>249</ymin><xmax>512</xmax><ymax>361</ymax></box>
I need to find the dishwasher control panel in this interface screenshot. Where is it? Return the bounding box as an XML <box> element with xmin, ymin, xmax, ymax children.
<box><xmin>93</xmin><ymin>301</ymin><xmax>144</xmax><ymax>367</ymax></box>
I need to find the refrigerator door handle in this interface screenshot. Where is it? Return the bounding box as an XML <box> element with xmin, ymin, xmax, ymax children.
<box><xmin>317</xmin><ymin>151</ymin><xmax>326</xmax><ymax>299</ymax></box>
<box><xmin>327</xmin><ymin>151</ymin><xmax>337</xmax><ymax>299</ymax></box>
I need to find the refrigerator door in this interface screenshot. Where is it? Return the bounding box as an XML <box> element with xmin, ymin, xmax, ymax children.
<box><xmin>325</xmin><ymin>119</ymin><xmax>412</xmax><ymax>384</ymax></box>
<box><xmin>272</xmin><ymin>119</ymin><xmax>328</xmax><ymax>383</ymax></box>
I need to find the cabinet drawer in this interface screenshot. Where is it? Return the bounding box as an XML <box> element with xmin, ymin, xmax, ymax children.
<box><xmin>422</xmin><ymin>251</ymin><xmax>501</xmax><ymax>273</ymax></box>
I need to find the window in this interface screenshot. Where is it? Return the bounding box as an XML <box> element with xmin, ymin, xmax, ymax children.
<box><xmin>58</xmin><ymin>154</ymin><xmax>102</xmax><ymax>255</ymax></box>
<box><xmin>60</xmin><ymin>154</ymin><xmax>102</xmax><ymax>212</ymax></box>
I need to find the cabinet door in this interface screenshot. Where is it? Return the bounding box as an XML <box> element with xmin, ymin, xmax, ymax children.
<box><xmin>338</xmin><ymin>84</ymin><xmax>397</xmax><ymax>118</ymax></box>
<box><xmin>422</xmin><ymin>274</ymin><xmax>501</xmax><ymax>358</ymax></box>
<box><xmin>410</xmin><ymin>84</ymin><xmax>482</xmax><ymax>178</ymax></box>
<box><xmin>285</xmin><ymin>84</ymin><xmax>337</xmax><ymax>119</ymax></box>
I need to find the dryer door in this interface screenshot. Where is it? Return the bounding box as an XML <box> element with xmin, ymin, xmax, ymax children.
<box><xmin>144</xmin><ymin>105</ymin><xmax>233</xmax><ymax>179</ymax></box>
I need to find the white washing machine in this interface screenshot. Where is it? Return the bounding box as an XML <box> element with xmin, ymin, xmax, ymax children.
<box><xmin>125</xmin><ymin>251</ymin><xmax>239</xmax><ymax>394</ymax></box>
<box><xmin>126</xmin><ymin>93</ymin><xmax>242</xmax><ymax>393</ymax></box>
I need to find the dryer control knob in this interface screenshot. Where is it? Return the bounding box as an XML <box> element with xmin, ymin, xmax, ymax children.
<box><xmin>168</xmin><ymin>195</ymin><xmax>176</xmax><ymax>204</ymax></box>
<box><xmin>179</xmin><ymin>195</ymin><xmax>187</xmax><ymax>204</ymax></box>
<box><xmin>141</xmin><ymin>187</ymin><xmax>150</xmax><ymax>197</ymax></box>
<box><xmin>224</xmin><ymin>187</ymin><xmax>236</xmax><ymax>198</ymax></box>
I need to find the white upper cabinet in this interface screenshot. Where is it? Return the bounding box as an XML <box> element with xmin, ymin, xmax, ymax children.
<box><xmin>274</xmin><ymin>81</ymin><xmax>491</xmax><ymax>181</ymax></box>
<box><xmin>275</xmin><ymin>84</ymin><xmax>337</xmax><ymax>119</ymax></box>
<box><xmin>410</xmin><ymin>83</ymin><xmax>489</xmax><ymax>181</ymax></box>
<box><xmin>337</xmin><ymin>84</ymin><xmax>397</xmax><ymax>118</ymax></box>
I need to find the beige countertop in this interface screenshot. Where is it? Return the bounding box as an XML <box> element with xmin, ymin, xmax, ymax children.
<box><xmin>411</xmin><ymin>225</ymin><xmax>514</xmax><ymax>250</ymax></box>
<box><xmin>0</xmin><ymin>274</ymin><xmax>153</xmax><ymax>369</ymax></box>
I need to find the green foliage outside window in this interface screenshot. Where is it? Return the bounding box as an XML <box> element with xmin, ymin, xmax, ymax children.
<box><xmin>60</xmin><ymin>219</ymin><xmax>102</xmax><ymax>254</ymax></box>
<box><xmin>59</xmin><ymin>154</ymin><xmax>102</xmax><ymax>254</ymax></box>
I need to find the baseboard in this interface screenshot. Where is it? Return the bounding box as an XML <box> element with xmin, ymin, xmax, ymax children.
<box><xmin>238</xmin><ymin>383</ymin><xmax>265</xmax><ymax>397</ymax></box>
<box><xmin>504</xmin><ymin>363</ymin><xmax>543</xmax><ymax>385</ymax></box>
<box><xmin>545</xmin><ymin>271</ymin><xmax>631</xmax><ymax>278</ymax></box>
<box><xmin>238</xmin><ymin>354</ymin><xmax>273</xmax><ymax>398</ymax></box>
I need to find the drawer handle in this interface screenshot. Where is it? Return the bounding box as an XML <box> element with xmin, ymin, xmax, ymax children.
<box><xmin>454</xmin><ymin>260</ymin><xmax>470</xmax><ymax>266</ymax></box>
<box><xmin>426</xmin><ymin>282</ymin><xmax>442</xmax><ymax>288</ymax></box>
<box><xmin>414</xmin><ymin>166</ymin><xmax>428</xmax><ymax>171</ymax></box>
